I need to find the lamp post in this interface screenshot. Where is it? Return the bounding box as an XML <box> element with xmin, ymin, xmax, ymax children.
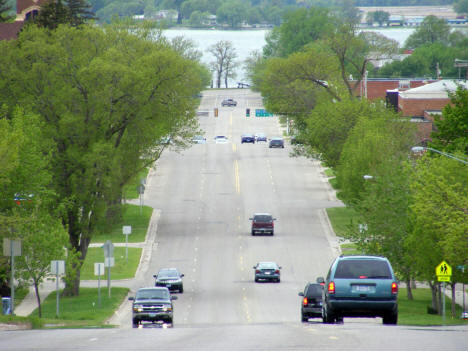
<box><xmin>411</xmin><ymin>146</ymin><xmax>468</xmax><ymax>165</ymax></box>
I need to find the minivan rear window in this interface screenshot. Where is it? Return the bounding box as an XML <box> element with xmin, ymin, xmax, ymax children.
<box><xmin>254</xmin><ymin>215</ymin><xmax>272</xmax><ymax>222</ymax></box>
<box><xmin>334</xmin><ymin>260</ymin><xmax>392</xmax><ymax>279</ymax></box>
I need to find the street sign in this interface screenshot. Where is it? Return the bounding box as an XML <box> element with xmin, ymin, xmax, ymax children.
<box><xmin>94</xmin><ymin>263</ymin><xmax>105</xmax><ymax>276</ymax></box>
<box><xmin>102</xmin><ymin>240</ymin><xmax>114</xmax><ymax>258</ymax></box>
<box><xmin>50</xmin><ymin>260</ymin><xmax>65</xmax><ymax>275</ymax></box>
<box><xmin>3</xmin><ymin>239</ymin><xmax>21</xmax><ymax>256</ymax></box>
<box><xmin>123</xmin><ymin>226</ymin><xmax>132</xmax><ymax>235</ymax></box>
<box><xmin>436</xmin><ymin>260</ymin><xmax>452</xmax><ymax>282</ymax></box>
<box><xmin>104</xmin><ymin>257</ymin><xmax>115</xmax><ymax>267</ymax></box>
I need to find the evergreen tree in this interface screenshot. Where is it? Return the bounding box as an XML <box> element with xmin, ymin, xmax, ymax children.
<box><xmin>66</xmin><ymin>0</ymin><xmax>97</xmax><ymax>26</ymax></box>
<box><xmin>35</xmin><ymin>0</ymin><xmax>69</xmax><ymax>30</ymax></box>
<box><xmin>0</xmin><ymin>0</ymin><xmax>13</xmax><ymax>22</ymax></box>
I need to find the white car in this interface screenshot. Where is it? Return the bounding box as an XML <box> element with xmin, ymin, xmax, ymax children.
<box><xmin>214</xmin><ymin>136</ymin><xmax>229</xmax><ymax>144</ymax></box>
<box><xmin>192</xmin><ymin>135</ymin><xmax>206</xmax><ymax>144</ymax></box>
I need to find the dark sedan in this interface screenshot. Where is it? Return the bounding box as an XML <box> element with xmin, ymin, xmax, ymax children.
<box><xmin>269</xmin><ymin>137</ymin><xmax>284</xmax><ymax>148</ymax></box>
<box><xmin>254</xmin><ymin>262</ymin><xmax>281</xmax><ymax>283</ymax></box>
<box><xmin>241</xmin><ymin>134</ymin><xmax>255</xmax><ymax>143</ymax></box>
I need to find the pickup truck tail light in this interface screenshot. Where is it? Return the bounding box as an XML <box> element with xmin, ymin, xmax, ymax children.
<box><xmin>391</xmin><ymin>282</ymin><xmax>398</xmax><ymax>295</ymax></box>
<box><xmin>303</xmin><ymin>297</ymin><xmax>308</xmax><ymax>306</ymax></box>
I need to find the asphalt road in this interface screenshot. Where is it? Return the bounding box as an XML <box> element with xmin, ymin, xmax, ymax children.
<box><xmin>1</xmin><ymin>89</ymin><xmax>467</xmax><ymax>350</ymax></box>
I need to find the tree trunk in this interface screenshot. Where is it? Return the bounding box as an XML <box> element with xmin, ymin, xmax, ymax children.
<box><xmin>405</xmin><ymin>278</ymin><xmax>413</xmax><ymax>300</ymax></box>
<box><xmin>429</xmin><ymin>281</ymin><xmax>438</xmax><ymax>312</ymax></box>
<box><xmin>33</xmin><ymin>281</ymin><xmax>41</xmax><ymax>318</ymax></box>
<box><xmin>451</xmin><ymin>282</ymin><xmax>456</xmax><ymax>317</ymax></box>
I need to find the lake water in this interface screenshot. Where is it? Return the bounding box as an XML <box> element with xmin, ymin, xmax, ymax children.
<box><xmin>162</xmin><ymin>28</ymin><xmax>414</xmax><ymax>87</ymax></box>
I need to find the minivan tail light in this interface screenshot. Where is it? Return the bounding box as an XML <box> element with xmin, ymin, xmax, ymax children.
<box><xmin>391</xmin><ymin>282</ymin><xmax>398</xmax><ymax>294</ymax></box>
<box><xmin>303</xmin><ymin>297</ymin><xmax>308</xmax><ymax>306</ymax></box>
<box><xmin>328</xmin><ymin>282</ymin><xmax>335</xmax><ymax>294</ymax></box>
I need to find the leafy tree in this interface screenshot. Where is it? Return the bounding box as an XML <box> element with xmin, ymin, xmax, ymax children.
<box><xmin>216</xmin><ymin>1</ymin><xmax>246</xmax><ymax>28</ymax></box>
<box><xmin>0</xmin><ymin>0</ymin><xmax>13</xmax><ymax>22</ymax></box>
<box><xmin>0</xmin><ymin>23</ymin><xmax>206</xmax><ymax>295</ymax></box>
<box><xmin>454</xmin><ymin>0</ymin><xmax>468</xmax><ymax>15</ymax></box>
<box><xmin>404</xmin><ymin>15</ymin><xmax>451</xmax><ymax>50</ymax></box>
<box><xmin>208</xmin><ymin>40</ymin><xmax>237</xmax><ymax>88</ymax></box>
<box><xmin>373</xmin><ymin>10</ymin><xmax>390</xmax><ymax>26</ymax></box>
<box><xmin>431</xmin><ymin>86</ymin><xmax>468</xmax><ymax>154</ymax></box>
<box><xmin>409</xmin><ymin>154</ymin><xmax>468</xmax><ymax>314</ymax></box>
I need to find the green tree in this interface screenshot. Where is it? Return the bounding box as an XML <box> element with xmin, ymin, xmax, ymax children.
<box><xmin>409</xmin><ymin>154</ymin><xmax>468</xmax><ymax>314</ymax></box>
<box><xmin>216</xmin><ymin>1</ymin><xmax>246</xmax><ymax>28</ymax></box>
<box><xmin>404</xmin><ymin>15</ymin><xmax>451</xmax><ymax>50</ymax></box>
<box><xmin>0</xmin><ymin>0</ymin><xmax>13</xmax><ymax>22</ymax></box>
<box><xmin>0</xmin><ymin>23</ymin><xmax>206</xmax><ymax>295</ymax></box>
<box><xmin>35</xmin><ymin>0</ymin><xmax>70</xmax><ymax>30</ymax></box>
<box><xmin>66</xmin><ymin>0</ymin><xmax>97</xmax><ymax>26</ymax></box>
<box><xmin>431</xmin><ymin>86</ymin><xmax>468</xmax><ymax>154</ymax></box>
<box><xmin>454</xmin><ymin>0</ymin><xmax>468</xmax><ymax>15</ymax></box>
<box><xmin>373</xmin><ymin>10</ymin><xmax>390</xmax><ymax>26</ymax></box>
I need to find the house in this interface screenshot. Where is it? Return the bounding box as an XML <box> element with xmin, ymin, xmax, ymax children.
<box><xmin>0</xmin><ymin>0</ymin><xmax>49</xmax><ymax>40</ymax></box>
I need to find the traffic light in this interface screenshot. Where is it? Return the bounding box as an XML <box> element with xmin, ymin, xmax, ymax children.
<box><xmin>246</xmin><ymin>108</ymin><xmax>250</xmax><ymax>117</ymax></box>
<box><xmin>214</xmin><ymin>108</ymin><xmax>218</xmax><ymax>117</ymax></box>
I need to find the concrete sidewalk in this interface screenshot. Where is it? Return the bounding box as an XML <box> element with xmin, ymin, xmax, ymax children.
<box><xmin>12</xmin><ymin>209</ymin><xmax>161</xmax><ymax>317</ymax></box>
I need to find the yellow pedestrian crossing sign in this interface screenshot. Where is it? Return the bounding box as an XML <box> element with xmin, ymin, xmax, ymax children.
<box><xmin>436</xmin><ymin>260</ymin><xmax>452</xmax><ymax>282</ymax></box>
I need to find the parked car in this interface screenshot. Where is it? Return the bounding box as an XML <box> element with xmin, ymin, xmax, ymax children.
<box><xmin>154</xmin><ymin>268</ymin><xmax>184</xmax><ymax>293</ymax></box>
<box><xmin>249</xmin><ymin>213</ymin><xmax>276</xmax><ymax>235</ymax></box>
<box><xmin>255</xmin><ymin>133</ymin><xmax>267</xmax><ymax>142</ymax></box>
<box><xmin>241</xmin><ymin>134</ymin><xmax>255</xmax><ymax>143</ymax></box>
<box><xmin>221</xmin><ymin>98</ymin><xmax>237</xmax><ymax>107</ymax></box>
<box><xmin>321</xmin><ymin>255</ymin><xmax>398</xmax><ymax>324</ymax></box>
<box><xmin>214</xmin><ymin>136</ymin><xmax>229</xmax><ymax>144</ymax></box>
<box><xmin>254</xmin><ymin>262</ymin><xmax>281</xmax><ymax>282</ymax></box>
<box><xmin>299</xmin><ymin>283</ymin><xmax>324</xmax><ymax>322</ymax></box>
<box><xmin>192</xmin><ymin>135</ymin><xmax>206</xmax><ymax>144</ymax></box>
<box><xmin>129</xmin><ymin>287</ymin><xmax>177</xmax><ymax>327</ymax></box>
<box><xmin>269</xmin><ymin>137</ymin><xmax>284</xmax><ymax>148</ymax></box>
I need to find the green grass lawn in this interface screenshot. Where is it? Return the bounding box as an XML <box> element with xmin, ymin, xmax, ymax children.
<box><xmin>123</xmin><ymin>168</ymin><xmax>149</xmax><ymax>200</ymax></box>
<box><xmin>398</xmin><ymin>288</ymin><xmax>468</xmax><ymax>326</ymax></box>
<box><xmin>80</xmin><ymin>247</ymin><xmax>142</xmax><ymax>280</ymax></box>
<box><xmin>31</xmin><ymin>287</ymin><xmax>129</xmax><ymax>328</ymax></box>
<box><xmin>326</xmin><ymin>207</ymin><xmax>357</xmax><ymax>238</ymax></box>
<box><xmin>91</xmin><ymin>204</ymin><xmax>152</xmax><ymax>243</ymax></box>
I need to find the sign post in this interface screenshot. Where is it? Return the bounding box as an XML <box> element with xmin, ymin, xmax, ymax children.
<box><xmin>94</xmin><ymin>263</ymin><xmax>105</xmax><ymax>307</ymax></box>
<box><xmin>436</xmin><ymin>260</ymin><xmax>452</xmax><ymax>325</ymax></box>
<box><xmin>51</xmin><ymin>260</ymin><xmax>65</xmax><ymax>317</ymax></box>
<box><xmin>123</xmin><ymin>226</ymin><xmax>132</xmax><ymax>264</ymax></box>
<box><xmin>102</xmin><ymin>240</ymin><xmax>114</xmax><ymax>298</ymax></box>
<box><xmin>3</xmin><ymin>239</ymin><xmax>21</xmax><ymax>315</ymax></box>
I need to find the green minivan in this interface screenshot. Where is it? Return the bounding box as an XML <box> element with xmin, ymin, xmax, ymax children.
<box><xmin>321</xmin><ymin>255</ymin><xmax>398</xmax><ymax>325</ymax></box>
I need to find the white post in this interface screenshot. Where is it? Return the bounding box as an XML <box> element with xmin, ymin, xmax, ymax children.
<box><xmin>56</xmin><ymin>261</ymin><xmax>60</xmax><ymax>318</ymax></box>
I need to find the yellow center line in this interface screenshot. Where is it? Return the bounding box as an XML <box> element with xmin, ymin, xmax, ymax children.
<box><xmin>234</xmin><ymin>160</ymin><xmax>240</xmax><ymax>194</ymax></box>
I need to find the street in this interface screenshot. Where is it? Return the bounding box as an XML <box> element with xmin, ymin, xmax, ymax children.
<box><xmin>1</xmin><ymin>89</ymin><xmax>467</xmax><ymax>350</ymax></box>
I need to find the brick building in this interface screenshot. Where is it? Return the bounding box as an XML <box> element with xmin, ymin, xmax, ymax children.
<box><xmin>0</xmin><ymin>0</ymin><xmax>49</xmax><ymax>40</ymax></box>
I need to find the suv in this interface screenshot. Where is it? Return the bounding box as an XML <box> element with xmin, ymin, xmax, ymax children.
<box><xmin>129</xmin><ymin>287</ymin><xmax>177</xmax><ymax>327</ymax></box>
<box><xmin>321</xmin><ymin>255</ymin><xmax>398</xmax><ymax>324</ymax></box>
<box><xmin>154</xmin><ymin>268</ymin><xmax>184</xmax><ymax>293</ymax></box>
<box><xmin>249</xmin><ymin>213</ymin><xmax>276</xmax><ymax>235</ymax></box>
<box><xmin>221</xmin><ymin>98</ymin><xmax>237</xmax><ymax>107</ymax></box>
<box><xmin>298</xmin><ymin>283</ymin><xmax>324</xmax><ymax>322</ymax></box>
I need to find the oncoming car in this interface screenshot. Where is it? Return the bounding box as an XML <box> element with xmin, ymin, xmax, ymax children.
<box><xmin>129</xmin><ymin>287</ymin><xmax>177</xmax><ymax>328</ymax></box>
<box><xmin>214</xmin><ymin>136</ymin><xmax>229</xmax><ymax>144</ymax></box>
<box><xmin>154</xmin><ymin>268</ymin><xmax>184</xmax><ymax>293</ymax></box>
<box><xmin>221</xmin><ymin>99</ymin><xmax>237</xmax><ymax>107</ymax></box>
<box><xmin>241</xmin><ymin>134</ymin><xmax>255</xmax><ymax>143</ymax></box>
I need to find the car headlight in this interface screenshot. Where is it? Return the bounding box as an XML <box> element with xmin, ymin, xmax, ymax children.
<box><xmin>133</xmin><ymin>305</ymin><xmax>143</xmax><ymax>312</ymax></box>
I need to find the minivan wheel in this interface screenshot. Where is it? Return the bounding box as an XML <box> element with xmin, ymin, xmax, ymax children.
<box><xmin>322</xmin><ymin>305</ymin><xmax>335</xmax><ymax>324</ymax></box>
<box><xmin>383</xmin><ymin>311</ymin><xmax>398</xmax><ymax>325</ymax></box>
<box><xmin>132</xmin><ymin>319</ymin><xmax>139</xmax><ymax>328</ymax></box>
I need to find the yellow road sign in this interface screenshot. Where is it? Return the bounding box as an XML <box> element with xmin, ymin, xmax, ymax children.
<box><xmin>436</xmin><ymin>260</ymin><xmax>452</xmax><ymax>277</ymax></box>
<box><xmin>438</xmin><ymin>276</ymin><xmax>451</xmax><ymax>282</ymax></box>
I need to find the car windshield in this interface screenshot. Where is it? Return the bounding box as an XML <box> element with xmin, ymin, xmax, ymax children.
<box><xmin>334</xmin><ymin>260</ymin><xmax>392</xmax><ymax>279</ymax></box>
<box><xmin>159</xmin><ymin>270</ymin><xmax>179</xmax><ymax>278</ymax></box>
<box><xmin>306</xmin><ymin>284</ymin><xmax>323</xmax><ymax>297</ymax></box>
<box><xmin>254</xmin><ymin>215</ymin><xmax>272</xmax><ymax>222</ymax></box>
<box><xmin>136</xmin><ymin>289</ymin><xmax>170</xmax><ymax>300</ymax></box>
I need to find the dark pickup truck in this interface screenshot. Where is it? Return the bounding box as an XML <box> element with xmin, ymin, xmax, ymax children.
<box><xmin>129</xmin><ymin>287</ymin><xmax>177</xmax><ymax>327</ymax></box>
<box><xmin>249</xmin><ymin>213</ymin><xmax>276</xmax><ymax>236</ymax></box>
